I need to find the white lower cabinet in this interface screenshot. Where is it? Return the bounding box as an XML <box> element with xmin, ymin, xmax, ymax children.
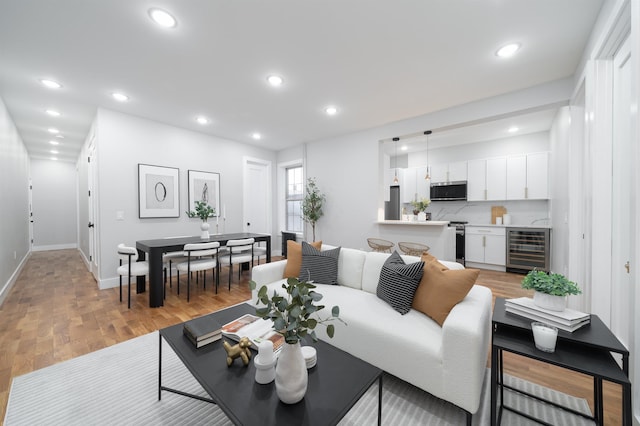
<box><xmin>465</xmin><ymin>226</ymin><xmax>506</xmax><ymax>269</ymax></box>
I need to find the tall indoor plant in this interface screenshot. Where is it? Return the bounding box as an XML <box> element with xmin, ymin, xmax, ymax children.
<box><xmin>302</xmin><ymin>178</ymin><xmax>325</xmax><ymax>242</ymax></box>
<box><xmin>186</xmin><ymin>200</ymin><xmax>215</xmax><ymax>239</ymax></box>
<box><xmin>250</xmin><ymin>278</ymin><xmax>343</xmax><ymax>403</ymax></box>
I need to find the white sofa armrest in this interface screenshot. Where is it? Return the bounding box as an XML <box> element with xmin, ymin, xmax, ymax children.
<box><xmin>440</xmin><ymin>284</ymin><xmax>493</xmax><ymax>413</ymax></box>
<box><xmin>250</xmin><ymin>260</ymin><xmax>287</xmax><ymax>299</ymax></box>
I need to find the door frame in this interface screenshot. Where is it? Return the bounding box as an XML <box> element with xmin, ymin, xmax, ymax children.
<box><xmin>242</xmin><ymin>156</ymin><xmax>273</xmax><ymax>236</ymax></box>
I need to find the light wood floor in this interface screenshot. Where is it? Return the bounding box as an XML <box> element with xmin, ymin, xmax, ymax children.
<box><xmin>0</xmin><ymin>250</ymin><xmax>623</xmax><ymax>424</ymax></box>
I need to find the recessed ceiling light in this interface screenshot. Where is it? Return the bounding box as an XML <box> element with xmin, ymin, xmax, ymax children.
<box><xmin>325</xmin><ymin>106</ymin><xmax>338</xmax><ymax>116</ymax></box>
<box><xmin>55</xmin><ymin>134</ymin><xmax>64</xmax><ymax>139</ymax></box>
<box><xmin>508</xmin><ymin>126</ymin><xmax>519</xmax><ymax>133</ymax></box>
<box><xmin>47</xmin><ymin>128</ymin><xmax>59</xmax><ymax>134</ymax></box>
<box><xmin>50</xmin><ymin>157</ymin><xmax>58</xmax><ymax>161</ymax></box>
<box><xmin>252</xmin><ymin>133</ymin><xmax>262</xmax><ymax>140</ymax></box>
<box><xmin>45</xmin><ymin>109</ymin><xmax>61</xmax><ymax>117</ymax></box>
<box><xmin>112</xmin><ymin>92</ymin><xmax>129</xmax><ymax>102</ymax></box>
<box><xmin>40</xmin><ymin>79</ymin><xmax>62</xmax><ymax>89</ymax></box>
<box><xmin>148</xmin><ymin>8</ymin><xmax>177</xmax><ymax>28</ymax></box>
<box><xmin>496</xmin><ymin>43</ymin><xmax>521</xmax><ymax>58</ymax></box>
<box><xmin>49</xmin><ymin>140</ymin><xmax>60</xmax><ymax>145</ymax></box>
<box><xmin>267</xmin><ymin>75</ymin><xmax>283</xmax><ymax>86</ymax></box>
<box><xmin>400</xmin><ymin>145</ymin><xmax>408</xmax><ymax>151</ymax></box>
<box><xmin>196</xmin><ymin>116</ymin><xmax>209</xmax><ymax>125</ymax></box>
<box><xmin>50</xmin><ymin>149</ymin><xmax>59</xmax><ymax>154</ymax></box>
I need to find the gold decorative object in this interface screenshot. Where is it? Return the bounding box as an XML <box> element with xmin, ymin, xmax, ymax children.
<box><xmin>223</xmin><ymin>337</ymin><xmax>252</xmax><ymax>367</ymax></box>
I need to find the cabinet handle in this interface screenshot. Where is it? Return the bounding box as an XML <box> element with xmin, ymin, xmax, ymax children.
<box><xmin>484</xmin><ymin>189</ymin><xmax>487</xmax><ymax>200</ymax></box>
<box><xmin>525</xmin><ymin>187</ymin><xmax>528</xmax><ymax>199</ymax></box>
<box><xmin>483</xmin><ymin>236</ymin><xmax>486</xmax><ymax>247</ymax></box>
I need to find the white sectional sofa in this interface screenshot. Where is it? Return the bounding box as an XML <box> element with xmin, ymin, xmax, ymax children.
<box><xmin>250</xmin><ymin>246</ymin><xmax>493</xmax><ymax>424</ymax></box>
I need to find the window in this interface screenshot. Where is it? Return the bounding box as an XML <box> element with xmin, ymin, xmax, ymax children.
<box><xmin>285</xmin><ymin>166</ymin><xmax>303</xmax><ymax>232</ymax></box>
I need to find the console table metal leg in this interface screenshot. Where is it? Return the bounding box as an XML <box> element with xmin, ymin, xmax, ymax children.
<box><xmin>158</xmin><ymin>333</ymin><xmax>162</xmax><ymax>401</ymax></box>
<box><xmin>378</xmin><ymin>374</ymin><xmax>382</xmax><ymax>426</ymax></box>
<box><xmin>490</xmin><ymin>345</ymin><xmax>499</xmax><ymax>425</ymax></box>
<box><xmin>623</xmin><ymin>382</ymin><xmax>632</xmax><ymax>426</ymax></box>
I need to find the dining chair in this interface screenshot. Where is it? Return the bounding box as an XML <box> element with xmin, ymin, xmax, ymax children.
<box><xmin>116</xmin><ymin>244</ymin><xmax>149</xmax><ymax>309</ymax></box>
<box><xmin>176</xmin><ymin>241</ymin><xmax>220</xmax><ymax>301</ymax></box>
<box><xmin>219</xmin><ymin>238</ymin><xmax>255</xmax><ymax>290</ymax></box>
<box><xmin>163</xmin><ymin>251</ymin><xmax>187</xmax><ymax>297</ymax></box>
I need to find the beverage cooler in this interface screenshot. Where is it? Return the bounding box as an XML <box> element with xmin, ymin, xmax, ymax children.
<box><xmin>506</xmin><ymin>228</ymin><xmax>550</xmax><ymax>273</ymax></box>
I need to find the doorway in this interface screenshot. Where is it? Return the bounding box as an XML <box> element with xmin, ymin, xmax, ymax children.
<box><xmin>243</xmin><ymin>157</ymin><xmax>272</xmax><ymax>237</ymax></box>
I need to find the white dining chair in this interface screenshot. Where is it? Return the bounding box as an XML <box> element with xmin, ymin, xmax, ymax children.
<box><xmin>176</xmin><ymin>241</ymin><xmax>220</xmax><ymax>301</ymax></box>
<box><xmin>116</xmin><ymin>244</ymin><xmax>149</xmax><ymax>309</ymax></box>
<box><xmin>219</xmin><ymin>238</ymin><xmax>255</xmax><ymax>290</ymax></box>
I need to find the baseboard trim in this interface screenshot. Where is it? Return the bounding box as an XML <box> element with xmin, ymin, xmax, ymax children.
<box><xmin>32</xmin><ymin>243</ymin><xmax>78</xmax><ymax>252</ymax></box>
<box><xmin>0</xmin><ymin>251</ymin><xmax>31</xmax><ymax>307</ymax></box>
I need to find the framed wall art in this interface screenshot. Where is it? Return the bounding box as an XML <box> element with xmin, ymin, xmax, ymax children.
<box><xmin>188</xmin><ymin>170</ymin><xmax>220</xmax><ymax>217</ymax></box>
<box><xmin>138</xmin><ymin>164</ymin><xmax>180</xmax><ymax>218</ymax></box>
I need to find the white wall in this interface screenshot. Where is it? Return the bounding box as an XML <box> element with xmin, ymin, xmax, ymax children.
<box><xmin>30</xmin><ymin>159</ymin><xmax>78</xmax><ymax>251</ymax></box>
<box><xmin>0</xmin><ymin>96</ymin><xmax>30</xmax><ymax>305</ymax></box>
<box><xmin>91</xmin><ymin>109</ymin><xmax>278</xmax><ymax>288</ymax></box>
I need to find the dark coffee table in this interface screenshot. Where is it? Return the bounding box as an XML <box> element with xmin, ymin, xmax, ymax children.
<box><xmin>159</xmin><ymin>303</ymin><xmax>383</xmax><ymax>425</ymax></box>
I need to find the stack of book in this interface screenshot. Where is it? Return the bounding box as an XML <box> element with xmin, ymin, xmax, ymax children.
<box><xmin>183</xmin><ymin>315</ymin><xmax>222</xmax><ymax>348</ymax></box>
<box><xmin>505</xmin><ymin>297</ymin><xmax>591</xmax><ymax>332</ymax></box>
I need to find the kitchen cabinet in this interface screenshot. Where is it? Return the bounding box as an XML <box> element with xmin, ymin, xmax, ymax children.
<box><xmin>506</xmin><ymin>152</ymin><xmax>548</xmax><ymax>200</ymax></box>
<box><xmin>465</xmin><ymin>226</ymin><xmax>506</xmax><ymax>267</ymax></box>
<box><xmin>466</xmin><ymin>158</ymin><xmax>507</xmax><ymax>201</ymax></box>
<box><xmin>430</xmin><ymin>161</ymin><xmax>467</xmax><ymax>183</ymax></box>
<box><xmin>400</xmin><ymin>166</ymin><xmax>430</xmax><ymax>203</ymax></box>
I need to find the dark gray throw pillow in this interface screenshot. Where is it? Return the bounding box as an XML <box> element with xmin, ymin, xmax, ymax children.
<box><xmin>299</xmin><ymin>241</ymin><xmax>341</xmax><ymax>285</ymax></box>
<box><xmin>377</xmin><ymin>251</ymin><xmax>424</xmax><ymax>315</ymax></box>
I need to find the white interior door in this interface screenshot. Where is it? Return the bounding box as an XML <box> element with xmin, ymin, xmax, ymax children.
<box><xmin>28</xmin><ymin>178</ymin><xmax>33</xmax><ymax>250</ymax></box>
<box><xmin>243</xmin><ymin>157</ymin><xmax>272</xmax><ymax>236</ymax></box>
<box><xmin>610</xmin><ymin>36</ymin><xmax>632</xmax><ymax>350</ymax></box>
<box><xmin>88</xmin><ymin>142</ymin><xmax>99</xmax><ymax>281</ymax></box>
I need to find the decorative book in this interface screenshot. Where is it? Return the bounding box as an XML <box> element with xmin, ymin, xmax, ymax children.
<box><xmin>505</xmin><ymin>297</ymin><xmax>591</xmax><ymax>332</ymax></box>
<box><xmin>183</xmin><ymin>314</ymin><xmax>222</xmax><ymax>348</ymax></box>
<box><xmin>221</xmin><ymin>313</ymin><xmax>285</xmax><ymax>353</ymax></box>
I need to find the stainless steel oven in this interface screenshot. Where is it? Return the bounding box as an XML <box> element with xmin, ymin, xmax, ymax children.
<box><xmin>448</xmin><ymin>221</ymin><xmax>467</xmax><ymax>265</ymax></box>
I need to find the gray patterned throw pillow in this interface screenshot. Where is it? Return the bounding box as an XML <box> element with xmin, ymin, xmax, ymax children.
<box><xmin>299</xmin><ymin>241</ymin><xmax>341</xmax><ymax>285</ymax></box>
<box><xmin>377</xmin><ymin>251</ymin><xmax>424</xmax><ymax>315</ymax></box>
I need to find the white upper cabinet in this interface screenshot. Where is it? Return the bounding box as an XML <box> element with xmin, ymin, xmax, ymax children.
<box><xmin>506</xmin><ymin>152</ymin><xmax>548</xmax><ymax>200</ymax></box>
<box><xmin>430</xmin><ymin>161</ymin><xmax>467</xmax><ymax>183</ymax></box>
<box><xmin>416</xmin><ymin>166</ymin><xmax>431</xmax><ymax>200</ymax></box>
<box><xmin>401</xmin><ymin>168</ymin><xmax>417</xmax><ymax>203</ymax></box>
<box><xmin>467</xmin><ymin>158</ymin><xmax>506</xmax><ymax>201</ymax></box>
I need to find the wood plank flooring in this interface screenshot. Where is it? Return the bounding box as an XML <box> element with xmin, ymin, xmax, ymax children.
<box><xmin>0</xmin><ymin>250</ymin><xmax>623</xmax><ymax>424</ymax></box>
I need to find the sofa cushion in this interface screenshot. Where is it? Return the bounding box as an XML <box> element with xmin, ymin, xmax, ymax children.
<box><xmin>300</xmin><ymin>242</ymin><xmax>340</xmax><ymax>285</ymax></box>
<box><xmin>337</xmin><ymin>248</ymin><xmax>367</xmax><ymax>290</ymax></box>
<box><xmin>283</xmin><ymin>240</ymin><xmax>322</xmax><ymax>278</ymax></box>
<box><xmin>412</xmin><ymin>260</ymin><xmax>480</xmax><ymax>326</ymax></box>
<box><xmin>376</xmin><ymin>251</ymin><xmax>424</xmax><ymax>315</ymax></box>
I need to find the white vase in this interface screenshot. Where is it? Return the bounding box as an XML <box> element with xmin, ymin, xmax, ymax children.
<box><xmin>275</xmin><ymin>341</ymin><xmax>308</xmax><ymax>404</ymax></box>
<box><xmin>533</xmin><ymin>291</ymin><xmax>567</xmax><ymax>312</ymax></box>
<box><xmin>200</xmin><ymin>222</ymin><xmax>210</xmax><ymax>239</ymax></box>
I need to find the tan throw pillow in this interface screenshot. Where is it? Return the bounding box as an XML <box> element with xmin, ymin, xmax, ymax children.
<box><xmin>412</xmin><ymin>260</ymin><xmax>479</xmax><ymax>326</ymax></box>
<box><xmin>283</xmin><ymin>240</ymin><xmax>323</xmax><ymax>278</ymax></box>
<box><xmin>420</xmin><ymin>252</ymin><xmax>439</xmax><ymax>265</ymax></box>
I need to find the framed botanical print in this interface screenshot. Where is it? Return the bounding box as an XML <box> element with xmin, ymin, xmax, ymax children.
<box><xmin>138</xmin><ymin>164</ymin><xmax>180</xmax><ymax>218</ymax></box>
<box><xmin>188</xmin><ymin>170</ymin><xmax>220</xmax><ymax>217</ymax></box>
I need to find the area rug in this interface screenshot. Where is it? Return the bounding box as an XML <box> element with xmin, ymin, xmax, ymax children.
<box><xmin>4</xmin><ymin>332</ymin><xmax>594</xmax><ymax>425</ymax></box>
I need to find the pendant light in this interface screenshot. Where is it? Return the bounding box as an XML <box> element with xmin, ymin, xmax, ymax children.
<box><xmin>424</xmin><ymin>130</ymin><xmax>432</xmax><ymax>180</ymax></box>
<box><xmin>392</xmin><ymin>137</ymin><xmax>400</xmax><ymax>184</ymax></box>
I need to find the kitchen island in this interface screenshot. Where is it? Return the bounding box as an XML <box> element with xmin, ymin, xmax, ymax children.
<box><xmin>375</xmin><ymin>220</ymin><xmax>455</xmax><ymax>261</ymax></box>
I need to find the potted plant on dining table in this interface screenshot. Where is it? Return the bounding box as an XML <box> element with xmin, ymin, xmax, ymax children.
<box><xmin>186</xmin><ymin>201</ymin><xmax>216</xmax><ymax>239</ymax></box>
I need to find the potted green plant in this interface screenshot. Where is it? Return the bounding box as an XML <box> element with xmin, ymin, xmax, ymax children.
<box><xmin>411</xmin><ymin>197</ymin><xmax>431</xmax><ymax>218</ymax></box>
<box><xmin>250</xmin><ymin>277</ymin><xmax>343</xmax><ymax>404</ymax></box>
<box><xmin>521</xmin><ymin>269</ymin><xmax>581</xmax><ymax>311</ymax></box>
<box><xmin>186</xmin><ymin>201</ymin><xmax>216</xmax><ymax>238</ymax></box>
<box><xmin>302</xmin><ymin>178</ymin><xmax>325</xmax><ymax>242</ymax></box>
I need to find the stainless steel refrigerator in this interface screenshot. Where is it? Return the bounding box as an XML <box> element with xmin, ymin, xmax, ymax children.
<box><xmin>384</xmin><ymin>185</ymin><xmax>400</xmax><ymax>220</ymax></box>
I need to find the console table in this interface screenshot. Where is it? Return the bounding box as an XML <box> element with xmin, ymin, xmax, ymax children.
<box><xmin>490</xmin><ymin>297</ymin><xmax>631</xmax><ymax>425</ymax></box>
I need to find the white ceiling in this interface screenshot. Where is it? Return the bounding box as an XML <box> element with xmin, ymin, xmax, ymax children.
<box><xmin>0</xmin><ymin>1</ymin><xmax>604</xmax><ymax>163</ymax></box>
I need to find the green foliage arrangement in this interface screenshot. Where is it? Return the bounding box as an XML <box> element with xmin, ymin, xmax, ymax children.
<box><xmin>302</xmin><ymin>178</ymin><xmax>326</xmax><ymax>242</ymax></box>
<box><xmin>521</xmin><ymin>269</ymin><xmax>581</xmax><ymax>296</ymax></box>
<box><xmin>186</xmin><ymin>200</ymin><xmax>215</xmax><ymax>222</ymax></box>
<box><xmin>411</xmin><ymin>197</ymin><xmax>431</xmax><ymax>212</ymax></box>
<box><xmin>250</xmin><ymin>278</ymin><xmax>344</xmax><ymax>344</ymax></box>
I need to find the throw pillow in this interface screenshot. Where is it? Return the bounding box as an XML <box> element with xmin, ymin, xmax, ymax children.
<box><xmin>299</xmin><ymin>241</ymin><xmax>341</xmax><ymax>285</ymax></box>
<box><xmin>283</xmin><ymin>240</ymin><xmax>322</xmax><ymax>278</ymax></box>
<box><xmin>412</xmin><ymin>261</ymin><xmax>479</xmax><ymax>326</ymax></box>
<box><xmin>376</xmin><ymin>251</ymin><xmax>424</xmax><ymax>315</ymax></box>
<box><xmin>420</xmin><ymin>251</ymin><xmax>439</xmax><ymax>264</ymax></box>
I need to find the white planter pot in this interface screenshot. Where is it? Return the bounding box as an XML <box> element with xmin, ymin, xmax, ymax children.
<box><xmin>533</xmin><ymin>291</ymin><xmax>567</xmax><ymax>312</ymax></box>
<box><xmin>275</xmin><ymin>342</ymin><xmax>308</xmax><ymax>404</ymax></box>
<box><xmin>200</xmin><ymin>222</ymin><xmax>210</xmax><ymax>239</ymax></box>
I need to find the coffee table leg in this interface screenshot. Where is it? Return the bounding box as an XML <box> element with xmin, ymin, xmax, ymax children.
<box><xmin>158</xmin><ymin>333</ymin><xmax>162</xmax><ymax>401</ymax></box>
<box><xmin>378</xmin><ymin>374</ymin><xmax>383</xmax><ymax>426</ymax></box>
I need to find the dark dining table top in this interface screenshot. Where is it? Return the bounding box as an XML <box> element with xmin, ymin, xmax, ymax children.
<box><xmin>136</xmin><ymin>232</ymin><xmax>270</xmax><ymax>251</ymax></box>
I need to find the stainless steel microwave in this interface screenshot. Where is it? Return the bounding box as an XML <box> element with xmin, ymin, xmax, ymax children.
<box><xmin>430</xmin><ymin>181</ymin><xmax>467</xmax><ymax>201</ymax></box>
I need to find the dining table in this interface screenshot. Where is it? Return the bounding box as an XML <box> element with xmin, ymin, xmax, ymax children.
<box><xmin>136</xmin><ymin>232</ymin><xmax>271</xmax><ymax>307</ymax></box>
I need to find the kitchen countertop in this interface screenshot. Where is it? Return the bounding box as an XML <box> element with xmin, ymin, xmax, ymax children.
<box><xmin>376</xmin><ymin>220</ymin><xmax>450</xmax><ymax>226</ymax></box>
<box><xmin>466</xmin><ymin>223</ymin><xmax>552</xmax><ymax>229</ymax></box>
